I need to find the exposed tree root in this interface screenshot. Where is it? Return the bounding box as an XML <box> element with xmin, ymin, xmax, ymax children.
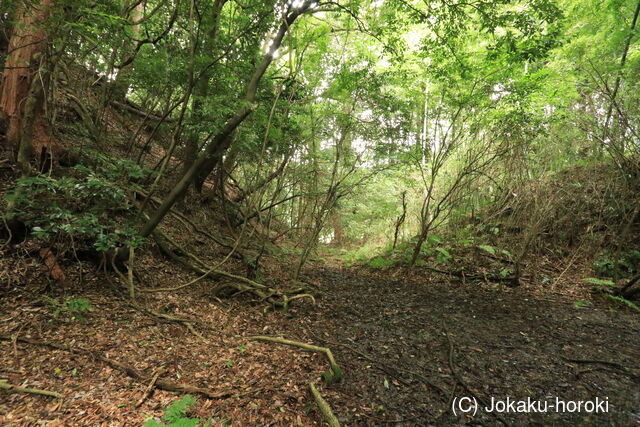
<box><xmin>560</xmin><ymin>356</ymin><xmax>640</xmax><ymax>382</ymax></box>
<box><xmin>152</xmin><ymin>230</ymin><xmax>315</xmax><ymax>310</ymax></box>
<box><xmin>134</xmin><ymin>368</ymin><xmax>165</xmax><ymax>408</ymax></box>
<box><xmin>0</xmin><ymin>379</ymin><xmax>63</xmax><ymax>398</ymax></box>
<box><xmin>309</xmin><ymin>382</ymin><xmax>340</xmax><ymax>427</ymax></box>
<box><xmin>426</xmin><ymin>265</ymin><xmax>520</xmax><ymax>287</ymax></box>
<box><xmin>132</xmin><ymin>302</ymin><xmax>206</xmax><ymax>341</ymax></box>
<box><xmin>107</xmin><ymin>247</ymin><xmax>205</xmax><ymax>340</ymax></box>
<box><xmin>249</xmin><ymin>336</ymin><xmax>342</xmax><ymax>384</ymax></box>
<box><xmin>443</xmin><ymin>327</ymin><xmax>508</xmax><ymax>427</ymax></box>
<box><xmin>0</xmin><ymin>336</ymin><xmax>243</xmax><ymax>400</ymax></box>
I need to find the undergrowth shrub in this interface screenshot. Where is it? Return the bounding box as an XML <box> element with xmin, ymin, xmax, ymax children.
<box><xmin>4</xmin><ymin>155</ymin><xmax>147</xmax><ymax>253</ymax></box>
<box><xmin>593</xmin><ymin>249</ymin><xmax>640</xmax><ymax>280</ymax></box>
<box><xmin>43</xmin><ymin>296</ymin><xmax>93</xmax><ymax>321</ymax></box>
<box><xmin>494</xmin><ymin>164</ymin><xmax>639</xmax><ymax>252</ymax></box>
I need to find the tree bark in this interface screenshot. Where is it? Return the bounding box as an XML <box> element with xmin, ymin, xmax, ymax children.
<box><xmin>0</xmin><ymin>0</ymin><xmax>53</xmax><ymax>154</ymax></box>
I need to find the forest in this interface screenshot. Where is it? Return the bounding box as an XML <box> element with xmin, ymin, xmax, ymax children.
<box><xmin>0</xmin><ymin>0</ymin><xmax>639</xmax><ymax>424</ymax></box>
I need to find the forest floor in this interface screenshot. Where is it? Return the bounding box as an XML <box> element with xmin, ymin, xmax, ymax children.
<box><xmin>1</xmin><ymin>254</ymin><xmax>639</xmax><ymax>426</ymax></box>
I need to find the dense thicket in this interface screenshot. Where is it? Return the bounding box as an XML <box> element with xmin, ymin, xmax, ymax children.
<box><xmin>1</xmin><ymin>0</ymin><xmax>639</xmax><ymax>293</ymax></box>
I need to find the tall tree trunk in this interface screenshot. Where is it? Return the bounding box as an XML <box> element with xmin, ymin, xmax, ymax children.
<box><xmin>137</xmin><ymin>1</ymin><xmax>314</xmax><ymax>239</ymax></box>
<box><xmin>330</xmin><ymin>208</ymin><xmax>344</xmax><ymax>246</ymax></box>
<box><xmin>183</xmin><ymin>0</ymin><xmax>226</xmax><ymax>186</ymax></box>
<box><xmin>0</xmin><ymin>0</ymin><xmax>53</xmax><ymax>154</ymax></box>
<box><xmin>113</xmin><ymin>0</ymin><xmax>144</xmax><ymax>101</ymax></box>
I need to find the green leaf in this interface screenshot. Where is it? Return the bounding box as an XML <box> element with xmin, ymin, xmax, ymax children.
<box><xmin>607</xmin><ymin>295</ymin><xmax>640</xmax><ymax>312</ymax></box>
<box><xmin>163</xmin><ymin>395</ymin><xmax>197</xmax><ymax>422</ymax></box>
<box><xmin>478</xmin><ymin>245</ymin><xmax>496</xmax><ymax>255</ymax></box>
<box><xmin>435</xmin><ymin>247</ymin><xmax>451</xmax><ymax>264</ymax></box>
<box><xmin>573</xmin><ymin>299</ymin><xmax>589</xmax><ymax>309</ymax></box>
<box><xmin>582</xmin><ymin>277</ymin><xmax>615</xmax><ymax>287</ymax></box>
<box><xmin>499</xmin><ymin>268</ymin><xmax>512</xmax><ymax>278</ymax></box>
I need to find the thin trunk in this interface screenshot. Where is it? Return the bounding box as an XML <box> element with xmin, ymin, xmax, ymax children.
<box><xmin>393</xmin><ymin>191</ymin><xmax>407</xmax><ymax>250</ymax></box>
<box><xmin>184</xmin><ymin>0</ymin><xmax>228</xmax><ymax>186</ymax></box>
<box><xmin>602</xmin><ymin>0</ymin><xmax>640</xmax><ymax>134</ymax></box>
<box><xmin>113</xmin><ymin>0</ymin><xmax>144</xmax><ymax>100</ymax></box>
<box><xmin>138</xmin><ymin>2</ymin><xmax>314</xmax><ymax>239</ymax></box>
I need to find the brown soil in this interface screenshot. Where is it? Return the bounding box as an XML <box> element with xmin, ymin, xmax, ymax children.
<box><xmin>1</xmin><ymin>251</ymin><xmax>639</xmax><ymax>426</ymax></box>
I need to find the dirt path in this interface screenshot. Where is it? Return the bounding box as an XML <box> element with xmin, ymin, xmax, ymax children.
<box><xmin>284</xmin><ymin>267</ymin><xmax>640</xmax><ymax>425</ymax></box>
<box><xmin>1</xmin><ymin>262</ymin><xmax>639</xmax><ymax>426</ymax></box>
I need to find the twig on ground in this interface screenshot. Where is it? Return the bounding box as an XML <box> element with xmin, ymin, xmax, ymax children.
<box><xmin>561</xmin><ymin>356</ymin><xmax>640</xmax><ymax>382</ymax></box>
<box><xmin>0</xmin><ymin>336</ymin><xmax>245</xmax><ymax>400</ymax></box>
<box><xmin>0</xmin><ymin>379</ymin><xmax>63</xmax><ymax>398</ymax></box>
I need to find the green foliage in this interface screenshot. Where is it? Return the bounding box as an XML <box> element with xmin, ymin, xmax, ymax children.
<box><xmin>321</xmin><ymin>364</ymin><xmax>343</xmax><ymax>385</ymax></box>
<box><xmin>434</xmin><ymin>247</ymin><xmax>452</xmax><ymax>264</ymax></box>
<box><xmin>593</xmin><ymin>250</ymin><xmax>640</xmax><ymax>281</ymax></box>
<box><xmin>606</xmin><ymin>295</ymin><xmax>640</xmax><ymax>313</ymax></box>
<box><xmin>5</xmin><ymin>160</ymin><xmax>145</xmax><ymax>252</ymax></box>
<box><xmin>499</xmin><ymin>268</ymin><xmax>512</xmax><ymax>278</ymax></box>
<box><xmin>582</xmin><ymin>277</ymin><xmax>616</xmax><ymax>287</ymax></box>
<box><xmin>144</xmin><ymin>395</ymin><xmax>205</xmax><ymax>427</ymax></box>
<box><xmin>573</xmin><ymin>299</ymin><xmax>589</xmax><ymax>309</ymax></box>
<box><xmin>366</xmin><ymin>256</ymin><xmax>395</xmax><ymax>269</ymax></box>
<box><xmin>43</xmin><ymin>297</ymin><xmax>93</xmax><ymax>321</ymax></box>
<box><xmin>478</xmin><ymin>245</ymin><xmax>496</xmax><ymax>255</ymax></box>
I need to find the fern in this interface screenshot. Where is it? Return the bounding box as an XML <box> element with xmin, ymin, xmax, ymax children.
<box><xmin>144</xmin><ymin>395</ymin><xmax>204</xmax><ymax>427</ymax></box>
<box><xmin>582</xmin><ymin>277</ymin><xmax>616</xmax><ymax>287</ymax></box>
<box><xmin>607</xmin><ymin>295</ymin><xmax>640</xmax><ymax>312</ymax></box>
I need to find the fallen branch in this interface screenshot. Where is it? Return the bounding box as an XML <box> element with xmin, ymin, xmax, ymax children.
<box><xmin>152</xmin><ymin>231</ymin><xmax>314</xmax><ymax>310</ymax></box>
<box><xmin>0</xmin><ymin>379</ymin><xmax>63</xmax><ymax>398</ymax></box>
<box><xmin>309</xmin><ymin>382</ymin><xmax>340</xmax><ymax>427</ymax></box>
<box><xmin>111</xmin><ymin>100</ymin><xmax>176</xmax><ymax>122</ymax></box>
<box><xmin>249</xmin><ymin>336</ymin><xmax>342</xmax><ymax>384</ymax></box>
<box><xmin>0</xmin><ymin>336</ymin><xmax>239</xmax><ymax>399</ymax></box>
<box><xmin>425</xmin><ymin>265</ymin><xmax>519</xmax><ymax>286</ymax></box>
